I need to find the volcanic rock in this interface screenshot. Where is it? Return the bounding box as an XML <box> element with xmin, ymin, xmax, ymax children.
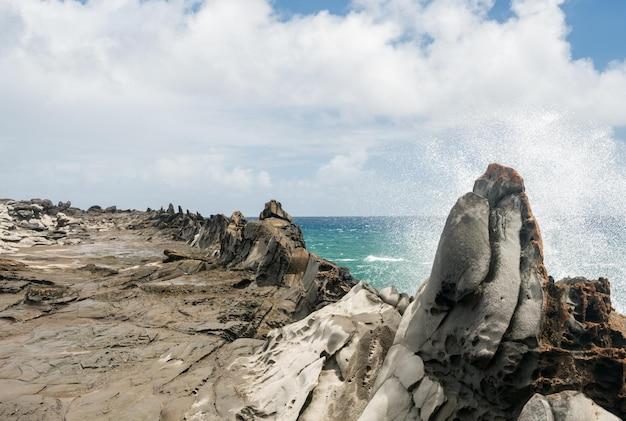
<box><xmin>185</xmin><ymin>283</ymin><xmax>401</xmax><ymax>420</ymax></box>
<box><xmin>259</xmin><ymin>199</ymin><xmax>292</xmax><ymax>222</ymax></box>
<box><xmin>518</xmin><ymin>392</ymin><xmax>620</xmax><ymax>421</ymax></box>
<box><xmin>361</xmin><ymin>163</ymin><xmax>625</xmax><ymax>420</ymax></box>
<box><xmin>0</xmin><ymin>198</ymin><xmax>360</xmax><ymax>420</ymax></box>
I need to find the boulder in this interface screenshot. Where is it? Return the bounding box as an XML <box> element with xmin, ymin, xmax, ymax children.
<box><xmin>518</xmin><ymin>392</ymin><xmax>620</xmax><ymax>421</ymax></box>
<box><xmin>259</xmin><ymin>199</ymin><xmax>292</xmax><ymax>222</ymax></box>
<box><xmin>396</xmin><ymin>293</ymin><xmax>411</xmax><ymax>315</ymax></box>
<box><xmin>378</xmin><ymin>286</ymin><xmax>400</xmax><ymax>307</ymax></box>
<box><xmin>104</xmin><ymin>206</ymin><xmax>117</xmax><ymax>213</ymax></box>
<box><xmin>30</xmin><ymin>198</ymin><xmax>54</xmax><ymax>210</ymax></box>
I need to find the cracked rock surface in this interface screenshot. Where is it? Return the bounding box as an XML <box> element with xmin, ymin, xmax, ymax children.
<box><xmin>0</xmin><ymin>199</ymin><xmax>370</xmax><ymax>420</ymax></box>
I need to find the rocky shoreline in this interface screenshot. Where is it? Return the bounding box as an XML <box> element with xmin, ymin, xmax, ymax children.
<box><xmin>0</xmin><ymin>165</ymin><xmax>624</xmax><ymax>420</ymax></box>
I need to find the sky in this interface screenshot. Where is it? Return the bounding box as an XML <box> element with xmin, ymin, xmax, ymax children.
<box><xmin>1</xmin><ymin>0</ymin><xmax>626</xmax><ymax>217</ymax></box>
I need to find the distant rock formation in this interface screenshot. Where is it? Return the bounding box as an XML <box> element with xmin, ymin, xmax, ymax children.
<box><xmin>145</xmin><ymin>199</ymin><xmax>358</xmax><ymax>331</ymax></box>
<box><xmin>259</xmin><ymin>199</ymin><xmax>293</xmax><ymax>222</ymax></box>
<box><xmin>359</xmin><ymin>163</ymin><xmax>626</xmax><ymax>420</ymax></box>
<box><xmin>0</xmin><ymin>199</ymin><xmax>108</xmax><ymax>252</ymax></box>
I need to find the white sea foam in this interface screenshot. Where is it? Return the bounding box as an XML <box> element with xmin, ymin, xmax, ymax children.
<box><xmin>364</xmin><ymin>255</ymin><xmax>405</xmax><ymax>263</ymax></box>
<box><xmin>334</xmin><ymin>258</ymin><xmax>357</xmax><ymax>262</ymax></box>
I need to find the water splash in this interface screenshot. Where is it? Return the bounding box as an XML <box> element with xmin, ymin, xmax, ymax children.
<box><xmin>386</xmin><ymin>110</ymin><xmax>626</xmax><ymax>310</ymax></box>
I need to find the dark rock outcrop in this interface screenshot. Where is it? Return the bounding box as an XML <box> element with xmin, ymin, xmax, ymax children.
<box><xmin>259</xmin><ymin>199</ymin><xmax>292</xmax><ymax>222</ymax></box>
<box><xmin>144</xmin><ymin>200</ymin><xmax>357</xmax><ymax>332</ymax></box>
<box><xmin>534</xmin><ymin>277</ymin><xmax>626</xmax><ymax>415</ymax></box>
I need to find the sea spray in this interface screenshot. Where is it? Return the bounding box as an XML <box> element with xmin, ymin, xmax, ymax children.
<box><xmin>377</xmin><ymin>111</ymin><xmax>626</xmax><ymax>311</ymax></box>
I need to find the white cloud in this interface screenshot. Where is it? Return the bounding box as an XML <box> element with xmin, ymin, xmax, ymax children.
<box><xmin>0</xmin><ymin>0</ymin><xmax>625</xmax><ymax>218</ymax></box>
<box><xmin>154</xmin><ymin>154</ymin><xmax>272</xmax><ymax>190</ymax></box>
<box><xmin>317</xmin><ymin>149</ymin><xmax>369</xmax><ymax>183</ymax></box>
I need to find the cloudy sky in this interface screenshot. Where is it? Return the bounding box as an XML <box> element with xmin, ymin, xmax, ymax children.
<box><xmin>1</xmin><ymin>0</ymin><xmax>625</xmax><ymax>217</ymax></box>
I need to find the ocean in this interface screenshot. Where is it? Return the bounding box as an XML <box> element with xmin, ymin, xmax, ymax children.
<box><xmin>296</xmin><ymin>215</ymin><xmax>626</xmax><ymax>312</ymax></box>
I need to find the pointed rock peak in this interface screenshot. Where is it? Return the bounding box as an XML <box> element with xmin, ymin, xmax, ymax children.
<box><xmin>167</xmin><ymin>203</ymin><xmax>175</xmax><ymax>215</ymax></box>
<box><xmin>259</xmin><ymin>200</ymin><xmax>292</xmax><ymax>222</ymax></box>
<box><xmin>230</xmin><ymin>211</ymin><xmax>246</xmax><ymax>227</ymax></box>
<box><xmin>473</xmin><ymin>163</ymin><xmax>525</xmax><ymax>206</ymax></box>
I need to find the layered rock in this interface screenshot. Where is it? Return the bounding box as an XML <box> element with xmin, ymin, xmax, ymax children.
<box><xmin>2</xmin><ymin>166</ymin><xmax>625</xmax><ymax>421</ymax></box>
<box><xmin>259</xmin><ymin>199</ymin><xmax>293</xmax><ymax>222</ymax></box>
<box><xmin>361</xmin><ymin>164</ymin><xmax>626</xmax><ymax>420</ymax></box>
<box><xmin>0</xmin><ymin>199</ymin><xmax>112</xmax><ymax>252</ymax></box>
<box><xmin>143</xmin><ymin>200</ymin><xmax>358</xmax><ymax>327</ymax></box>
<box><xmin>0</xmin><ymin>198</ymin><xmax>370</xmax><ymax>420</ymax></box>
<box><xmin>185</xmin><ymin>283</ymin><xmax>402</xmax><ymax>420</ymax></box>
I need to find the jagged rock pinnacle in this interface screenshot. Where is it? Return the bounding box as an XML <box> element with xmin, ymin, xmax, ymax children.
<box><xmin>259</xmin><ymin>199</ymin><xmax>292</xmax><ymax>222</ymax></box>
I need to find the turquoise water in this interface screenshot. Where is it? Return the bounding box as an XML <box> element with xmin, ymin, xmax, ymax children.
<box><xmin>296</xmin><ymin>216</ymin><xmax>443</xmax><ymax>294</ymax></box>
<box><xmin>296</xmin><ymin>216</ymin><xmax>626</xmax><ymax>311</ymax></box>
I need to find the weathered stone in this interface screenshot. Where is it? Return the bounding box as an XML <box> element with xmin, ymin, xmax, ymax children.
<box><xmin>518</xmin><ymin>391</ymin><xmax>620</xmax><ymax>421</ymax></box>
<box><xmin>187</xmin><ymin>283</ymin><xmax>400</xmax><ymax>421</ymax></box>
<box><xmin>359</xmin><ymin>377</ymin><xmax>415</xmax><ymax>421</ymax></box>
<box><xmin>363</xmin><ymin>164</ymin><xmax>550</xmax><ymax>420</ymax></box>
<box><xmin>379</xmin><ymin>285</ymin><xmax>400</xmax><ymax>307</ymax></box>
<box><xmin>517</xmin><ymin>394</ymin><xmax>555</xmax><ymax>421</ymax></box>
<box><xmin>259</xmin><ymin>199</ymin><xmax>293</xmax><ymax>222</ymax></box>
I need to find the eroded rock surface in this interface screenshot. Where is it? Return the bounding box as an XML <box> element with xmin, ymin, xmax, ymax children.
<box><xmin>0</xmin><ymin>199</ymin><xmax>364</xmax><ymax>420</ymax></box>
<box><xmin>185</xmin><ymin>283</ymin><xmax>401</xmax><ymax>420</ymax></box>
<box><xmin>362</xmin><ymin>163</ymin><xmax>626</xmax><ymax>420</ymax></box>
<box><xmin>518</xmin><ymin>392</ymin><xmax>620</xmax><ymax>421</ymax></box>
<box><xmin>2</xmin><ymin>164</ymin><xmax>625</xmax><ymax>421</ymax></box>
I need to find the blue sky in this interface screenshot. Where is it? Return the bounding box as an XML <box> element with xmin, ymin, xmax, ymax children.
<box><xmin>1</xmin><ymin>0</ymin><xmax>626</xmax><ymax>217</ymax></box>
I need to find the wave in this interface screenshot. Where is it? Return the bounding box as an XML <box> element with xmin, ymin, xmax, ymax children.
<box><xmin>364</xmin><ymin>255</ymin><xmax>405</xmax><ymax>263</ymax></box>
<box><xmin>334</xmin><ymin>258</ymin><xmax>357</xmax><ymax>262</ymax></box>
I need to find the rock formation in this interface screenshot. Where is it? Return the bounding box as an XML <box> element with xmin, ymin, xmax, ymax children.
<box><xmin>0</xmin><ymin>165</ymin><xmax>624</xmax><ymax>421</ymax></box>
<box><xmin>518</xmin><ymin>391</ymin><xmax>620</xmax><ymax>421</ymax></box>
<box><xmin>360</xmin><ymin>163</ymin><xmax>626</xmax><ymax>420</ymax></box>
<box><xmin>186</xmin><ymin>283</ymin><xmax>402</xmax><ymax>420</ymax></box>
<box><xmin>142</xmin><ymin>199</ymin><xmax>357</xmax><ymax>326</ymax></box>
<box><xmin>259</xmin><ymin>199</ymin><xmax>292</xmax><ymax>222</ymax></box>
<box><xmin>0</xmin><ymin>198</ymin><xmax>369</xmax><ymax>420</ymax></box>
<box><xmin>0</xmin><ymin>199</ymin><xmax>113</xmax><ymax>252</ymax></box>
